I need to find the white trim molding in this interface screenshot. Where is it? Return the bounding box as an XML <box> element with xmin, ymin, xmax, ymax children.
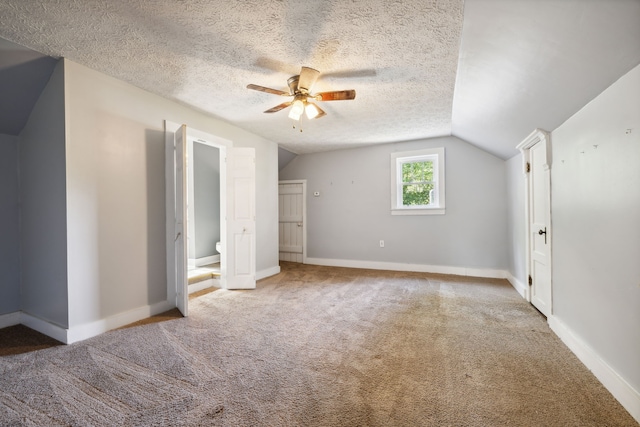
<box><xmin>10</xmin><ymin>299</ymin><xmax>176</xmax><ymax>345</ymax></box>
<box><xmin>506</xmin><ymin>272</ymin><xmax>528</xmax><ymax>300</ymax></box>
<box><xmin>0</xmin><ymin>311</ymin><xmax>21</xmax><ymax>329</ymax></box>
<box><xmin>188</xmin><ymin>278</ymin><xmax>219</xmax><ymax>294</ymax></box>
<box><xmin>516</xmin><ymin>128</ymin><xmax>552</xmax><ymax>170</ymax></box>
<box><xmin>257</xmin><ymin>265</ymin><xmax>281</xmax><ymax>281</ymax></box>
<box><xmin>305</xmin><ymin>257</ymin><xmax>507</xmax><ymax>279</ymax></box>
<box><xmin>196</xmin><ymin>254</ymin><xmax>220</xmax><ymax>267</ymax></box>
<box><xmin>515</xmin><ymin>128</ymin><xmax>552</xmax><ymax>310</ymax></box>
<box><xmin>20</xmin><ymin>312</ymin><xmax>69</xmax><ymax>344</ymax></box>
<box><xmin>66</xmin><ymin>300</ymin><xmax>174</xmax><ymax>344</ymax></box>
<box><xmin>549</xmin><ymin>316</ymin><xmax>640</xmax><ymax>424</ymax></box>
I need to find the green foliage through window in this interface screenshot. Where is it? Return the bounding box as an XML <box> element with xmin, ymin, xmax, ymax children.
<box><xmin>401</xmin><ymin>160</ymin><xmax>434</xmax><ymax>206</ymax></box>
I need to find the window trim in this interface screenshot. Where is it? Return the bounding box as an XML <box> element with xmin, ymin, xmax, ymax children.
<box><xmin>390</xmin><ymin>147</ymin><xmax>445</xmax><ymax>215</ymax></box>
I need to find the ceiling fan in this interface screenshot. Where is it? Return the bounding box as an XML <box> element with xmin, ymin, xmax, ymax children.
<box><xmin>247</xmin><ymin>66</ymin><xmax>356</xmax><ymax>121</ymax></box>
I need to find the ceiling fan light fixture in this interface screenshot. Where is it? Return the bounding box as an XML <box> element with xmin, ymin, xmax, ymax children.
<box><xmin>288</xmin><ymin>99</ymin><xmax>305</xmax><ymax>120</ymax></box>
<box><xmin>305</xmin><ymin>102</ymin><xmax>321</xmax><ymax>119</ymax></box>
<box><xmin>247</xmin><ymin>66</ymin><xmax>355</xmax><ymax>122</ymax></box>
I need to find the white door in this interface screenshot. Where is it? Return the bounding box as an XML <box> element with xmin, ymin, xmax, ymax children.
<box><xmin>528</xmin><ymin>140</ymin><xmax>552</xmax><ymax>316</ymax></box>
<box><xmin>278</xmin><ymin>181</ymin><xmax>305</xmax><ymax>263</ymax></box>
<box><xmin>173</xmin><ymin>125</ymin><xmax>188</xmax><ymax>315</ymax></box>
<box><xmin>223</xmin><ymin>147</ymin><xmax>256</xmax><ymax>289</ymax></box>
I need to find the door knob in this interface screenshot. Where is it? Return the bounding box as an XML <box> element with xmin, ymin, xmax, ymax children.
<box><xmin>538</xmin><ymin>227</ymin><xmax>547</xmax><ymax>244</ymax></box>
<box><xmin>297</xmin><ymin>223</ymin><xmax>302</xmax><ymax>227</ymax></box>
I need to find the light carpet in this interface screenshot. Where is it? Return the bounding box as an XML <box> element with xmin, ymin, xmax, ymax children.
<box><xmin>0</xmin><ymin>262</ymin><xmax>636</xmax><ymax>426</ymax></box>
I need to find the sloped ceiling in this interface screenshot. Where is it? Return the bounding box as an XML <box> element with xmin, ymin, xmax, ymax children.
<box><xmin>0</xmin><ymin>37</ymin><xmax>57</xmax><ymax>136</ymax></box>
<box><xmin>0</xmin><ymin>0</ymin><xmax>638</xmax><ymax>159</ymax></box>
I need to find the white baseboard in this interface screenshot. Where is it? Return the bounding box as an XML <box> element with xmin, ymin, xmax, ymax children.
<box><xmin>549</xmin><ymin>316</ymin><xmax>640</xmax><ymax>424</ymax></box>
<box><xmin>257</xmin><ymin>265</ymin><xmax>281</xmax><ymax>281</ymax></box>
<box><xmin>189</xmin><ymin>278</ymin><xmax>219</xmax><ymax>294</ymax></box>
<box><xmin>20</xmin><ymin>312</ymin><xmax>69</xmax><ymax>344</ymax></box>
<box><xmin>506</xmin><ymin>272</ymin><xmax>528</xmax><ymax>299</ymax></box>
<box><xmin>305</xmin><ymin>257</ymin><xmax>507</xmax><ymax>279</ymax></box>
<box><xmin>66</xmin><ymin>300</ymin><xmax>174</xmax><ymax>344</ymax></box>
<box><xmin>196</xmin><ymin>254</ymin><xmax>220</xmax><ymax>267</ymax></box>
<box><xmin>0</xmin><ymin>311</ymin><xmax>21</xmax><ymax>329</ymax></box>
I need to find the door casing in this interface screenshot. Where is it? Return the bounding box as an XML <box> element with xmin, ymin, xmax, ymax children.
<box><xmin>278</xmin><ymin>180</ymin><xmax>307</xmax><ymax>263</ymax></box>
<box><xmin>517</xmin><ymin>128</ymin><xmax>553</xmax><ymax>316</ymax></box>
<box><xmin>166</xmin><ymin>121</ymin><xmax>257</xmax><ymax>314</ymax></box>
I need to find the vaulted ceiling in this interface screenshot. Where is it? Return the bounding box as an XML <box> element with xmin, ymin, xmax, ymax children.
<box><xmin>1</xmin><ymin>0</ymin><xmax>639</xmax><ymax>159</ymax></box>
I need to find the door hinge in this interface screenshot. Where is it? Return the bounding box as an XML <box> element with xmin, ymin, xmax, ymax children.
<box><xmin>528</xmin><ymin>275</ymin><xmax>533</xmax><ymax>286</ymax></box>
<box><xmin>526</xmin><ymin>162</ymin><xmax>531</xmax><ymax>173</ymax></box>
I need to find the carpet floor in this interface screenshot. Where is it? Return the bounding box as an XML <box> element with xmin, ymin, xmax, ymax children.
<box><xmin>0</xmin><ymin>262</ymin><xmax>636</xmax><ymax>426</ymax></box>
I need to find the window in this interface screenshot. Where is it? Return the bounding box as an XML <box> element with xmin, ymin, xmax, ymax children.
<box><xmin>390</xmin><ymin>147</ymin><xmax>445</xmax><ymax>215</ymax></box>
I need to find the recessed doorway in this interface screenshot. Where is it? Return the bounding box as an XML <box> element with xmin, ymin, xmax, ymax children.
<box><xmin>278</xmin><ymin>180</ymin><xmax>306</xmax><ymax>263</ymax></box>
<box><xmin>187</xmin><ymin>138</ymin><xmax>222</xmax><ymax>294</ymax></box>
<box><xmin>166</xmin><ymin>121</ymin><xmax>257</xmax><ymax>316</ymax></box>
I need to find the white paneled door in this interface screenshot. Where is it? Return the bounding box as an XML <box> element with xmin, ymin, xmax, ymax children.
<box><xmin>279</xmin><ymin>181</ymin><xmax>305</xmax><ymax>263</ymax></box>
<box><xmin>224</xmin><ymin>147</ymin><xmax>256</xmax><ymax>289</ymax></box>
<box><xmin>529</xmin><ymin>140</ymin><xmax>552</xmax><ymax>316</ymax></box>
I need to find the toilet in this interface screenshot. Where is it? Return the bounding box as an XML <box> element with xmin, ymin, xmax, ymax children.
<box><xmin>216</xmin><ymin>241</ymin><xmax>221</xmax><ymax>253</ymax></box>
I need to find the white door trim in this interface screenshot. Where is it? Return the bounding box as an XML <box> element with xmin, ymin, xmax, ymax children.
<box><xmin>516</xmin><ymin>128</ymin><xmax>552</xmax><ymax>312</ymax></box>
<box><xmin>165</xmin><ymin>121</ymin><xmax>231</xmax><ymax>310</ymax></box>
<box><xmin>278</xmin><ymin>179</ymin><xmax>307</xmax><ymax>263</ymax></box>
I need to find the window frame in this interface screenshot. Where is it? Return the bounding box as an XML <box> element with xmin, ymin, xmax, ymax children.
<box><xmin>390</xmin><ymin>147</ymin><xmax>445</xmax><ymax>215</ymax></box>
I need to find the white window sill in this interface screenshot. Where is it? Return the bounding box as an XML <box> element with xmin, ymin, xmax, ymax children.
<box><xmin>391</xmin><ymin>208</ymin><xmax>445</xmax><ymax>216</ymax></box>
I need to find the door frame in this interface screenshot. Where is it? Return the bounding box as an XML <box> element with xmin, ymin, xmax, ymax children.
<box><xmin>516</xmin><ymin>128</ymin><xmax>552</xmax><ymax>311</ymax></box>
<box><xmin>165</xmin><ymin>121</ymin><xmax>231</xmax><ymax>313</ymax></box>
<box><xmin>278</xmin><ymin>179</ymin><xmax>307</xmax><ymax>263</ymax></box>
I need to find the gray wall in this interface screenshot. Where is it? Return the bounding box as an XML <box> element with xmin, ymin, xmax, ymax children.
<box><xmin>551</xmin><ymin>64</ymin><xmax>640</xmax><ymax>393</ymax></box>
<box><xmin>0</xmin><ymin>134</ymin><xmax>20</xmax><ymax>315</ymax></box>
<box><xmin>506</xmin><ymin>154</ymin><xmax>526</xmax><ymax>285</ymax></box>
<box><xmin>280</xmin><ymin>136</ymin><xmax>508</xmax><ymax>270</ymax></box>
<box><xmin>278</xmin><ymin>146</ymin><xmax>297</xmax><ymax>171</ymax></box>
<box><xmin>194</xmin><ymin>142</ymin><xmax>220</xmax><ymax>258</ymax></box>
<box><xmin>63</xmin><ymin>59</ymin><xmax>279</xmax><ymax>328</ymax></box>
<box><xmin>19</xmin><ymin>60</ymin><xmax>68</xmax><ymax>327</ymax></box>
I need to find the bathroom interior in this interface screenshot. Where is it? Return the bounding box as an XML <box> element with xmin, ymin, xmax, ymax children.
<box><xmin>187</xmin><ymin>138</ymin><xmax>222</xmax><ymax>293</ymax></box>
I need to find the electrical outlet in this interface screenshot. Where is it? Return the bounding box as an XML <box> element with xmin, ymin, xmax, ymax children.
<box><xmin>379</xmin><ymin>240</ymin><xmax>384</xmax><ymax>248</ymax></box>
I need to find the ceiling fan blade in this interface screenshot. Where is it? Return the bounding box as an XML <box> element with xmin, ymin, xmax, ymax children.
<box><xmin>314</xmin><ymin>90</ymin><xmax>356</xmax><ymax>101</ymax></box>
<box><xmin>264</xmin><ymin>102</ymin><xmax>292</xmax><ymax>113</ymax></box>
<box><xmin>247</xmin><ymin>84</ymin><xmax>291</xmax><ymax>96</ymax></box>
<box><xmin>298</xmin><ymin>67</ymin><xmax>320</xmax><ymax>93</ymax></box>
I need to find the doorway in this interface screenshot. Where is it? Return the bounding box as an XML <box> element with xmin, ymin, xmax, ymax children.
<box><xmin>186</xmin><ymin>138</ymin><xmax>222</xmax><ymax>294</ymax></box>
<box><xmin>278</xmin><ymin>180</ymin><xmax>306</xmax><ymax>263</ymax></box>
<box><xmin>165</xmin><ymin>121</ymin><xmax>257</xmax><ymax>316</ymax></box>
<box><xmin>517</xmin><ymin>129</ymin><xmax>553</xmax><ymax>317</ymax></box>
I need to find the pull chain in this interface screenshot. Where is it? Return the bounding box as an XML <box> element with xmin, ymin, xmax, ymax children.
<box><xmin>292</xmin><ymin>115</ymin><xmax>304</xmax><ymax>132</ymax></box>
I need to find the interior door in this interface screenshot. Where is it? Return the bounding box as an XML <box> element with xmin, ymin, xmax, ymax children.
<box><xmin>529</xmin><ymin>141</ymin><xmax>551</xmax><ymax>316</ymax></box>
<box><xmin>223</xmin><ymin>147</ymin><xmax>256</xmax><ymax>289</ymax></box>
<box><xmin>278</xmin><ymin>181</ymin><xmax>304</xmax><ymax>263</ymax></box>
<box><xmin>174</xmin><ymin>125</ymin><xmax>188</xmax><ymax>315</ymax></box>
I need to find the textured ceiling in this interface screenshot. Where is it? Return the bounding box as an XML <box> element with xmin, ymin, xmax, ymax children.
<box><xmin>0</xmin><ymin>0</ymin><xmax>639</xmax><ymax>159</ymax></box>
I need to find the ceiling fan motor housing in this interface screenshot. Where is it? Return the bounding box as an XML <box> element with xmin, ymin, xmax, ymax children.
<box><xmin>287</xmin><ymin>75</ymin><xmax>299</xmax><ymax>95</ymax></box>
